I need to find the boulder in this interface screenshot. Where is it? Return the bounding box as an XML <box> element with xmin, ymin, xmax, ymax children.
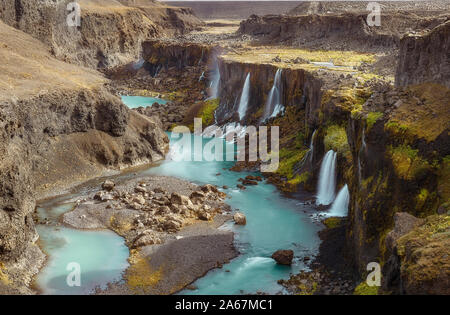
<box><xmin>271</xmin><ymin>249</ymin><xmax>294</xmax><ymax>265</ymax></box>
<box><xmin>132</xmin><ymin>195</ymin><xmax>146</xmax><ymax>205</ymax></box>
<box><xmin>233</xmin><ymin>212</ymin><xmax>246</xmax><ymax>225</ymax></box>
<box><xmin>197</xmin><ymin>209</ymin><xmax>211</xmax><ymax>221</ymax></box>
<box><xmin>101</xmin><ymin>180</ymin><xmax>115</xmax><ymax>191</ymax></box>
<box><xmin>133</xmin><ymin>232</ymin><xmax>162</xmax><ymax>248</ymax></box>
<box><xmin>171</xmin><ymin>192</ymin><xmax>190</xmax><ymax>205</ymax></box>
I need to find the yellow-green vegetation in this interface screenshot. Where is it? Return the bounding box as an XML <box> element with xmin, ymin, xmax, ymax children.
<box><xmin>287</xmin><ymin>172</ymin><xmax>310</xmax><ymax>186</ymax></box>
<box><xmin>0</xmin><ymin>262</ymin><xmax>11</xmax><ymax>285</ymax></box>
<box><xmin>438</xmin><ymin>156</ymin><xmax>450</xmax><ymax>202</ymax></box>
<box><xmin>297</xmin><ymin>281</ymin><xmax>318</xmax><ymax>295</ymax></box>
<box><xmin>322</xmin><ymin>87</ymin><xmax>372</xmax><ymax>117</ymax></box>
<box><xmin>222</xmin><ymin>47</ymin><xmax>376</xmax><ymax>71</ymax></box>
<box><xmin>322</xmin><ymin>217</ymin><xmax>343</xmax><ymax>229</ymax></box>
<box><xmin>126</xmin><ymin>250</ymin><xmax>162</xmax><ymax>292</ymax></box>
<box><xmin>324</xmin><ymin>124</ymin><xmax>350</xmax><ymax>156</ymax></box>
<box><xmin>277</xmin><ymin>148</ymin><xmax>308</xmax><ymax>179</ymax></box>
<box><xmin>395</xmin><ymin>215</ymin><xmax>450</xmax><ymax>292</ymax></box>
<box><xmin>388</xmin><ymin>144</ymin><xmax>432</xmax><ymax>181</ymax></box>
<box><xmin>198</xmin><ymin>98</ymin><xmax>220</xmax><ymax>126</ymax></box>
<box><xmin>353</xmin><ymin>282</ymin><xmax>379</xmax><ymax>295</ymax></box>
<box><xmin>387</xmin><ymin>83</ymin><xmax>450</xmax><ymax>142</ymax></box>
<box><xmin>415</xmin><ymin>188</ymin><xmax>430</xmax><ymax>210</ymax></box>
<box><xmin>366</xmin><ymin>111</ymin><xmax>383</xmax><ymax>130</ymax></box>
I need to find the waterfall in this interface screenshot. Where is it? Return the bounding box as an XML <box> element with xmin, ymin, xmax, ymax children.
<box><xmin>237</xmin><ymin>73</ymin><xmax>251</xmax><ymax>121</ymax></box>
<box><xmin>299</xmin><ymin>129</ymin><xmax>316</xmax><ymax>167</ymax></box>
<box><xmin>262</xmin><ymin>69</ymin><xmax>284</xmax><ymax>121</ymax></box>
<box><xmin>316</xmin><ymin>150</ymin><xmax>337</xmax><ymax>206</ymax></box>
<box><xmin>199</xmin><ymin>71</ymin><xmax>205</xmax><ymax>82</ymax></box>
<box><xmin>328</xmin><ymin>184</ymin><xmax>350</xmax><ymax>217</ymax></box>
<box><xmin>208</xmin><ymin>61</ymin><xmax>220</xmax><ymax>99</ymax></box>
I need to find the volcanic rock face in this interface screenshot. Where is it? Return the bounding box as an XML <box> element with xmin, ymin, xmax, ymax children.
<box><xmin>0</xmin><ymin>0</ymin><xmax>203</xmax><ymax>70</ymax></box>
<box><xmin>0</xmin><ymin>21</ymin><xmax>168</xmax><ymax>263</ymax></box>
<box><xmin>215</xmin><ymin>59</ymin><xmax>322</xmax><ymax>125</ymax></box>
<box><xmin>238</xmin><ymin>13</ymin><xmax>447</xmax><ymax>51</ymax></box>
<box><xmin>288</xmin><ymin>1</ymin><xmax>450</xmax><ymax>16</ymax></box>
<box><xmin>396</xmin><ymin>21</ymin><xmax>450</xmax><ymax>88</ymax></box>
<box><xmin>383</xmin><ymin>214</ymin><xmax>450</xmax><ymax>295</ymax></box>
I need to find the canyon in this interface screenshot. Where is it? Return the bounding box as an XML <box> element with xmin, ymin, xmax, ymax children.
<box><xmin>0</xmin><ymin>0</ymin><xmax>449</xmax><ymax>295</ymax></box>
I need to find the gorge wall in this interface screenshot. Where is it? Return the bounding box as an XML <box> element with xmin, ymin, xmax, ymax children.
<box><xmin>205</xmin><ymin>50</ymin><xmax>449</xmax><ymax>293</ymax></box>
<box><xmin>0</xmin><ymin>20</ymin><xmax>168</xmax><ymax>292</ymax></box>
<box><xmin>396</xmin><ymin>21</ymin><xmax>450</xmax><ymax>88</ymax></box>
<box><xmin>238</xmin><ymin>13</ymin><xmax>448</xmax><ymax>51</ymax></box>
<box><xmin>0</xmin><ymin>0</ymin><xmax>203</xmax><ymax>70</ymax></box>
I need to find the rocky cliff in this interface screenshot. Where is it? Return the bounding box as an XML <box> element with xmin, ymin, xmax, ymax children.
<box><xmin>209</xmin><ymin>48</ymin><xmax>449</xmax><ymax>293</ymax></box>
<box><xmin>0</xmin><ymin>21</ymin><xmax>168</xmax><ymax>291</ymax></box>
<box><xmin>396</xmin><ymin>21</ymin><xmax>450</xmax><ymax>88</ymax></box>
<box><xmin>0</xmin><ymin>0</ymin><xmax>203</xmax><ymax>70</ymax></box>
<box><xmin>238</xmin><ymin>13</ymin><xmax>447</xmax><ymax>51</ymax></box>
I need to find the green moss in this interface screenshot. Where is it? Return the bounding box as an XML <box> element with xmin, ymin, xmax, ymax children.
<box><xmin>323</xmin><ymin>217</ymin><xmax>343</xmax><ymax>229</ymax></box>
<box><xmin>388</xmin><ymin>145</ymin><xmax>432</xmax><ymax>181</ymax></box>
<box><xmin>366</xmin><ymin>111</ymin><xmax>383</xmax><ymax>130</ymax></box>
<box><xmin>277</xmin><ymin>148</ymin><xmax>308</xmax><ymax>179</ymax></box>
<box><xmin>198</xmin><ymin>98</ymin><xmax>220</xmax><ymax>127</ymax></box>
<box><xmin>324</xmin><ymin>124</ymin><xmax>350</xmax><ymax>155</ymax></box>
<box><xmin>353</xmin><ymin>282</ymin><xmax>379</xmax><ymax>295</ymax></box>
<box><xmin>288</xmin><ymin>172</ymin><xmax>310</xmax><ymax>186</ymax></box>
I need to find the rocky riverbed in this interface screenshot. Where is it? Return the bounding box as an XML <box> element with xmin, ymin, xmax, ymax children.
<box><xmin>60</xmin><ymin>175</ymin><xmax>238</xmax><ymax>294</ymax></box>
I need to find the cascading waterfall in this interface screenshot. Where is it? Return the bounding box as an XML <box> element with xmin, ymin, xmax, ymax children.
<box><xmin>237</xmin><ymin>73</ymin><xmax>251</xmax><ymax>121</ymax></box>
<box><xmin>262</xmin><ymin>69</ymin><xmax>284</xmax><ymax>121</ymax></box>
<box><xmin>299</xmin><ymin>129</ymin><xmax>316</xmax><ymax>168</ymax></box>
<box><xmin>328</xmin><ymin>184</ymin><xmax>350</xmax><ymax>217</ymax></box>
<box><xmin>316</xmin><ymin>150</ymin><xmax>337</xmax><ymax>206</ymax></box>
<box><xmin>208</xmin><ymin>60</ymin><xmax>220</xmax><ymax>99</ymax></box>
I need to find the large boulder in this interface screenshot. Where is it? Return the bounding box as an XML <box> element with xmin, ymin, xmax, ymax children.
<box><xmin>233</xmin><ymin>212</ymin><xmax>247</xmax><ymax>225</ymax></box>
<box><xmin>271</xmin><ymin>249</ymin><xmax>294</xmax><ymax>265</ymax></box>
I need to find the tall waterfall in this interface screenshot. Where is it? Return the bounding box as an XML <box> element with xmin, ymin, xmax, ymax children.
<box><xmin>208</xmin><ymin>62</ymin><xmax>221</xmax><ymax>99</ymax></box>
<box><xmin>328</xmin><ymin>184</ymin><xmax>350</xmax><ymax>217</ymax></box>
<box><xmin>237</xmin><ymin>73</ymin><xmax>251</xmax><ymax>121</ymax></box>
<box><xmin>262</xmin><ymin>69</ymin><xmax>284</xmax><ymax>121</ymax></box>
<box><xmin>316</xmin><ymin>150</ymin><xmax>337</xmax><ymax>206</ymax></box>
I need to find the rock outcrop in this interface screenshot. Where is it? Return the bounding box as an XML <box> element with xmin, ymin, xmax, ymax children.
<box><xmin>238</xmin><ymin>12</ymin><xmax>447</xmax><ymax>51</ymax></box>
<box><xmin>396</xmin><ymin>21</ymin><xmax>450</xmax><ymax>88</ymax></box>
<box><xmin>0</xmin><ymin>20</ymin><xmax>168</xmax><ymax>273</ymax></box>
<box><xmin>383</xmin><ymin>214</ymin><xmax>449</xmax><ymax>295</ymax></box>
<box><xmin>0</xmin><ymin>0</ymin><xmax>203</xmax><ymax>70</ymax></box>
<box><xmin>271</xmin><ymin>249</ymin><xmax>294</xmax><ymax>265</ymax></box>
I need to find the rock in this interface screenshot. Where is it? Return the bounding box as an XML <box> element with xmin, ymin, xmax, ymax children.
<box><xmin>233</xmin><ymin>212</ymin><xmax>246</xmax><ymax>225</ymax></box>
<box><xmin>197</xmin><ymin>209</ymin><xmax>211</xmax><ymax>221</ymax></box>
<box><xmin>154</xmin><ymin>187</ymin><xmax>166</xmax><ymax>194</ymax></box>
<box><xmin>94</xmin><ymin>191</ymin><xmax>114</xmax><ymax>202</ymax></box>
<box><xmin>385</xmin><ymin>212</ymin><xmax>424</xmax><ymax>253</ymax></box>
<box><xmin>201</xmin><ymin>184</ymin><xmax>218</xmax><ymax>193</ymax></box>
<box><xmin>156</xmin><ymin>206</ymin><xmax>171</xmax><ymax>215</ymax></box>
<box><xmin>132</xmin><ymin>195</ymin><xmax>146</xmax><ymax>205</ymax></box>
<box><xmin>271</xmin><ymin>250</ymin><xmax>294</xmax><ymax>265</ymax></box>
<box><xmin>223</xmin><ymin>185</ymin><xmax>229</xmax><ymax>189</ymax></box>
<box><xmin>135</xmin><ymin>186</ymin><xmax>147</xmax><ymax>193</ymax></box>
<box><xmin>190</xmin><ymin>191</ymin><xmax>206</xmax><ymax>199</ymax></box>
<box><xmin>163</xmin><ymin>217</ymin><xmax>182</xmax><ymax>232</ymax></box>
<box><xmin>133</xmin><ymin>232</ymin><xmax>162</xmax><ymax>248</ymax></box>
<box><xmin>171</xmin><ymin>192</ymin><xmax>190</xmax><ymax>205</ymax></box>
<box><xmin>237</xmin><ymin>184</ymin><xmax>246</xmax><ymax>190</ymax></box>
<box><xmin>102</xmin><ymin>180</ymin><xmax>115</xmax><ymax>191</ymax></box>
<box><xmin>242</xmin><ymin>179</ymin><xmax>258</xmax><ymax>186</ymax></box>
